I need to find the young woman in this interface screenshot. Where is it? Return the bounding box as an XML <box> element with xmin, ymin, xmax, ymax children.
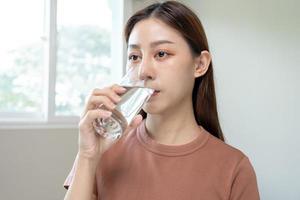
<box><xmin>63</xmin><ymin>1</ymin><xmax>260</xmax><ymax>200</ymax></box>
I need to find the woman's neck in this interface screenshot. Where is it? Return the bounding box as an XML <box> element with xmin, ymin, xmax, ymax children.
<box><xmin>145</xmin><ymin>100</ymin><xmax>202</xmax><ymax>145</ymax></box>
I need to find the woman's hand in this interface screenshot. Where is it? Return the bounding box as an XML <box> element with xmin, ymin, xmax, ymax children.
<box><xmin>77</xmin><ymin>84</ymin><xmax>143</xmax><ymax>163</ymax></box>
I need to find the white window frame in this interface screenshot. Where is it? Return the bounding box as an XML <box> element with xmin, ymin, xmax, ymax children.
<box><xmin>0</xmin><ymin>0</ymin><xmax>131</xmax><ymax>129</ymax></box>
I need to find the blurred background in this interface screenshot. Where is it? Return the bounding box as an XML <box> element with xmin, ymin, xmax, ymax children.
<box><xmin>0</xmin><ymin>0</ymin><xmax>299</xmax><ymax>199</ymax></box>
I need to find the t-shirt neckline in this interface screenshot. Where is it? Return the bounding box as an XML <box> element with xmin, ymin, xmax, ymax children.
<box><xmin>136</xmin><ymin>120</ymin><xmax>209</xmax><ymax>157</ymax></box>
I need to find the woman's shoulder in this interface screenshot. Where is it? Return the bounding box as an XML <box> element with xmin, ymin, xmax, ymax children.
<box><xmin>202</xmin><ymin>128</ymin><xmax>249</xmax><ymax>164</ymax></box>
<box><xmin>202</xmin><ymin>129</ymin><xmax>258</xmax><ymax>183</ymax></box>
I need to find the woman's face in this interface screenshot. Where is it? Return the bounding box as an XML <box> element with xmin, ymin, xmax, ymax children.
<box><xmin>127</xmin><ymin>18</ymin><xmax>198</xmax><ymax>115</ymax></box>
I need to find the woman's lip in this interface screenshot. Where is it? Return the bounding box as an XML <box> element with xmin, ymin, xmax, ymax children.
<box><xmin>151</xmin><ymin>90</ymin><xmax>160</xmax><ymax>96</ymax></box>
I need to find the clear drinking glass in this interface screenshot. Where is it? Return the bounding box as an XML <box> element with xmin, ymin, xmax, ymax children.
<box><xmin>93</xmin><ymin>67</ymin><xmax>154</xmax><ymax>140</ymax></box>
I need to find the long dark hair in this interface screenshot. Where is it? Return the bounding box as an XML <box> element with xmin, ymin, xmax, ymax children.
<box><xmin>124</xmin><ymin>1</ymin><xmax>224</xmax><ymax>141</ymax></box>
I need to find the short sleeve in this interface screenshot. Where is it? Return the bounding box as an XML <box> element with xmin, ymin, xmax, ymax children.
<box><xmin>229</xmin><ymin>156</ymin><xmax>260</xmax><ymax>200</ymax></box>
<box><xmin>63</xmin><ymin>155</ymin><xmax>79</xmax><ymax>190</ymax></box>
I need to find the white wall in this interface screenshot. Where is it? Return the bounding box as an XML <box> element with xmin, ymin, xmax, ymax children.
<box><xmin>0</xmin><ymin>128</ymin><xmax>78</xmax><ymax>200</ymax></box>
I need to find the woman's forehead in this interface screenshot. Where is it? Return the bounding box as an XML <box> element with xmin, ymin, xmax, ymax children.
<box><xmin>128</xmin><ymin>18</ymin><xmax>185</xmax><ymax>48</ymax></box>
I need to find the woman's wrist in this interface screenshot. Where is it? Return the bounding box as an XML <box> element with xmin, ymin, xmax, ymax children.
<box><xmin>77</xmin><ymin>151</ymin><xmax>102</xmax><ymax>171</ymax></box>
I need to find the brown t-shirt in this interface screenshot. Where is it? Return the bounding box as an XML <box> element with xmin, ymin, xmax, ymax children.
<box><xmin>64</xmin><ymin>120</ymin><xmax>260</xmax><ymax>200</ymax></box>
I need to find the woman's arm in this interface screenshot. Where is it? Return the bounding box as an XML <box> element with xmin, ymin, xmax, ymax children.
<box><xmin>64</xmin><ymin>155</ymin><xmax>99</xmax><ymax>200</ymax></box>
<box><xmin>63</xmin><ymin>85</ymin><xmax>142</xmax><ymax>199</ymax></box>
<box><xmin>63</xmin><ymin>85</ymin><xmax>127</xmax><ymax>200</ymax></box>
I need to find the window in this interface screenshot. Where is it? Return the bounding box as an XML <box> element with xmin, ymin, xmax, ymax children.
<box><xmin>0</xmin><ymin>0</ymin><xmax>125</xmax><ymax>127</ymax></box>
<box><xmin>0</xmin><ymin>0</ymin><xmax>45</xmax><ymax>115</ymax></box>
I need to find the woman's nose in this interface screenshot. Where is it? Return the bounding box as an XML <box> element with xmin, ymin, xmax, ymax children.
<box><xmin>138</xmin><ymin>59</ymin><xmax>155</xmax><ymax>81</ymax></box>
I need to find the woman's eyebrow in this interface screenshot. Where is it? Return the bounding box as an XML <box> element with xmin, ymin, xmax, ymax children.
<box><xmin>150</xmin><ymin>40</ymin><xmax>174</xmax><ymax>48</ymax></box>
<box><xmin>128</xmin><ymin>40</ymin><xmax>174</xmax><ymax>50</ymax></box>
<box><xmin>128</xmin><ymin>44</ymin><xmax>140</xmax><ymax>50</ymax></box>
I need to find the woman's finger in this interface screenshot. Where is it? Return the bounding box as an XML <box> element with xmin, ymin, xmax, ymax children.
<box><xmin>93</xmin><ymin>85</ymin><xmax>127</xmax><ymax>99</ymax></box>
<box><xmin>79</xmin><ymin>109</ymin><xmax>112</xmax><ymax>131</ymax></box>
<box><xmin>81</xmin><ymin>86</ymin><xmax>126</xmax><ymax>118</ymax></box>
<box><xmin>123</xmin><ymin>114</ymin><xmax>143</xmax><ymax>138</ymax></box>
<box><xmin>89</xmin><ymin>96</ymin><xmax>116</xmax><ymax>110</ymax></box>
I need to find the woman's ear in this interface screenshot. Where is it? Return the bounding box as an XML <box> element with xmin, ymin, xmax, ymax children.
<box><xmin>194</xmin><ymin>50</ymin><xmax>211</xmax><ymax>78</ymax></box>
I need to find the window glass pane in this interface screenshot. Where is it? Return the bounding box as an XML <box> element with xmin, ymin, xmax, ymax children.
<box><xmin>56</xmin><ymin>0</ymin><xmax>112</xmax><ymax>116</ymax></box>
<box><xmin>0</xmin><ymin>0</ymin><xmax>44</xmax><ymax>113</ymax></box>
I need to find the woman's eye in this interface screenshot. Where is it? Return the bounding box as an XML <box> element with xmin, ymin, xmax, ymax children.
<box><xmin>128</xmin><ymin>55</ymin><xmax>140</xmax><ymax>61</ymax></box>
<box><xmin>155</xmin><ymin>51</ymin><xmax>169</xmax><ymax>59</ymax></box>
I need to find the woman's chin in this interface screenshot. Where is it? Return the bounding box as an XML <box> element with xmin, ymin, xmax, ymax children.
<box><xmin>142</xmin><ymin>103</ymin><xmax>162</xmax><ymax>115</ymax></box>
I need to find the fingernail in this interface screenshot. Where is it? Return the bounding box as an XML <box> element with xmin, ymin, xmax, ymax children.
<box><xmin>119</xmin><ymin>87</ymin><xmax>127</xmax><ymax>92</ymax></box>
